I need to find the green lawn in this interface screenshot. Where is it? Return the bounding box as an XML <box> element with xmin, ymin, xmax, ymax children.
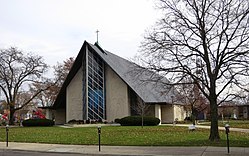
<box><xmin>0</xmin><ymin>125</ymin><xmax>249</xmax><ymax>147</ymax></box>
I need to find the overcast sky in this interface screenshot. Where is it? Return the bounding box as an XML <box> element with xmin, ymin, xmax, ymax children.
<box><xmin>0</xmin><ymin>0</ymin><xmax>159</xmax><ymax>66</ymax></box>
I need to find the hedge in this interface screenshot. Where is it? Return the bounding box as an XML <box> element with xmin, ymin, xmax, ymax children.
<box><xmin>67</xmin><ymin>119</ymin><xmax>106</xmax><ymax>124</ymax></box>
<box><xmin>22</xmin><ymin>119</ymin><xmax>54</xmax><ymax>127</ymax></box>
<box><xmin>117</xmin><ymin>116</ymin><xmax>160</xmax><ymax>126</ymax></box>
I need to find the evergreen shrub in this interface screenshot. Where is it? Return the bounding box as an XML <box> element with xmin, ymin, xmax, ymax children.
<box><xmin>114</xmin><ymin>118</ymin><xmax>121</xmax><ymax>123</ymax></box>
<box><xmin>118</xmin><ymin>116</ymin><xmax>160</xmax><ymax>126</ymax></box>
<box><xmin>22</xmin><ymin>119</ymin><xmax>54</xmax><ymax>127</ymax></box>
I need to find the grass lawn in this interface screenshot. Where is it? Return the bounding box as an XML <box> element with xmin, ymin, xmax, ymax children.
<box><xmin>199</xmin><ymin>120</ymin><xmax>249</xmax><ymax>129</ymax></box>
<box><xmin>0</xmin><ymin>125</ymin><xmax>249</xmax><ymax>147</ymax></box>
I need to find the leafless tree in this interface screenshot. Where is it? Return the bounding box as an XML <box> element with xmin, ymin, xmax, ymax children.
<box><xmin>0</xmin><ymin>47</ymin><xmax>48</xmax><ymax>124</ymax></box>
<box><xmin>177</xmin><ymin>76</ymin><xmax>208</xmax><ymax>125</ymax></box>
<box><xmin>131</xmin><ymin>97</ymin><xmax>150</xmax><ymax>128</ymax></box>
<box><xmin>30</xmin><ymin>81</ymin><xmax>58</xmax><ymax>107</ymax></box>
<box><xmin>53</xmin><ymin>57</ymin><xmax>75</xmax><ymax>87</ymax></box>
<box><xmin>140</xmin><ymin>0</ymin><xmax>249</xmax><ymax>141</ymax></box>
<box><xmin>31</xmin><ymin>57</ymin><xmax>74</xmax><ymax>107</ymax></box>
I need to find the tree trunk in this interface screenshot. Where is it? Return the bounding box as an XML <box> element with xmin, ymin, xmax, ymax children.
<box><xmin>9</xmin><ymin>106</ymin><xmax>15</xmax><ymax>125</ymax></box>
<box><xmin>141</xmin><ymin>107</ymin><xmax>144</xmax><ymax>128</ymax></box>
<box><xmin>192</xmin><ymin>115</ymin><xmax>196</xmax><ymax>125</ymax></box>
<box><xmin>209</xmin><ymin>97</ymin><xmax>220</xmax><ymax>141</ymax></box>
<box><xmin>191</xmin><ymin>104</ymin><xmax>196</xmax><ymax>125</ymax></box>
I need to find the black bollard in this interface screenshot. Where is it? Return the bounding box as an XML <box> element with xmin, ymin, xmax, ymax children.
<box><xmin>6</xmin><ymin>125</ymin><xmax>9</xmax><ymax>147</ymax></box>
<box><xmin>97</xmin><ymin>126</ymin><xmax>101</xmax><ymax>151</ymax></box>
<box><xmin>225</xmin><ymin>124</ymin><xmax>230</xmax><ymax>154</ymax></box>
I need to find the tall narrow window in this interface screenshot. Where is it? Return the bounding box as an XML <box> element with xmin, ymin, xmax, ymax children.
<box><xmin>87</xmin><ymin>50</ymin><xmax>105</xmax><ymax>120</ymax></box>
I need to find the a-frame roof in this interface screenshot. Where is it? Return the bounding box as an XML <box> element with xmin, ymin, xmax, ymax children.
<box><xmin>53</xmin><ymin>41</ymin><xmax>180</xmax><ymax>109</ymax></box>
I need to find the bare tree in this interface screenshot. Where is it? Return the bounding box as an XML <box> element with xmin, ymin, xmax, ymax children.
<box><xmin>31</xmin><ymin>57</ymin><xmax>74</xmax><ymax>107</ymax></box>
<box><xmin>177</xmin><ymin>76</ymin><xmax>208</xmax><ymax>125</ymax></box>
<box><xmin>131</xmin><ymin>97</ymin><xmax>150</xmax><ymax>128</ymax></box>
<box><xmin>140</xmin><ymin>0</ymin><xmax>249</xmax><ymax>141</ymax></box>
<box><xmin>30</xmin><ymin>81</ymin><xmax>58</xmax><ymax>107</ymax></box>
<box><xmin>53</xmin><ymin>57</ymin><xmax>74</xmax><ymax>87</ymax></box>
<box><xmin>0</xmin><ymin>47</ymin><xmax>48</xmax><ymax>124</ymax></box>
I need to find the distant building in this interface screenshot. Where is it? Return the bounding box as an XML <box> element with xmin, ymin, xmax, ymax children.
<box><xmin>50</xmin><ymin>41</ymin><xmax>186</xmax><ymax>124</ymax></box>
<box><xmin>219</xmin><ymin>102</ymin><xmax>249</xmax><ymax>119</ymax></box>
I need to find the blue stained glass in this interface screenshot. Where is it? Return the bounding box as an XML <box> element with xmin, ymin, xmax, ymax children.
<box><xmin>87</xmin><ymin>50</ymin><xmax>105</xmax><ymax>120</ymax></box>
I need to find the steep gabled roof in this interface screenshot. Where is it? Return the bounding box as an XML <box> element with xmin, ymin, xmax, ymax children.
<box><xmin>53</xmin><ymin>41</ymin><xmax>180</xmax><ymax>109</ymax></box>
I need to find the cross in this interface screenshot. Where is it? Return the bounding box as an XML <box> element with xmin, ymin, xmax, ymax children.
<box><xmin>96</xmin><ymin>29</ymin><xmax>99</xmax><ymax>44</ymax></box>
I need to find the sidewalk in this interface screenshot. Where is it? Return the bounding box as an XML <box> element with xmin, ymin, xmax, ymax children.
<box><xmin>0</xmin><ymin>142</ymin><xmax>249</xmax><ymax>156</ymax></box>
<box><xmin>164</xmin><ymin>124</ymin><xmax>249</xmax><ymax>133</ymax></box>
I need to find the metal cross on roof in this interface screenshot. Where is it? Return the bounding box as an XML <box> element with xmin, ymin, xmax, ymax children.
<box><xmin>96</xmin><ymin>29</ymin><xmax>99</xmax><ymax>44</ymax></box>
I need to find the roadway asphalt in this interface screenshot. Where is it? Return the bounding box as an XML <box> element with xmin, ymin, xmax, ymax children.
<box><xmin>0</xmin><ymin>142</ymin><xmax>249</xmax><ymax>156</ymax></box>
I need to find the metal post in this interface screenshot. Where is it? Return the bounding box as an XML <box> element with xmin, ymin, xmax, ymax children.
<box><xmin>96</xmin><ymin>30</ymin><xmax>99</xmax><ymax>44</ymax></box>
<box><xmin>98</xmin><ymin>126</ymin><xmax>101</xmax><ymax>151</ymax></box>
<box><xmin>225</xmin><ymin>124</ymin><xmax>230</xmax><ymax>154</ymax></box>
<box><xmin>6</xmin><ymin>125</ymin><xmax>9</xmax><ymax>147</ymax></box>
<box><xmin>226</xmin><ymin>132</ymin><xmax>230</xmax><ymax>153</ymax></box>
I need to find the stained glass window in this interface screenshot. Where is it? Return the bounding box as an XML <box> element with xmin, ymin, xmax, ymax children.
<box><xmin>87</xmin><ymin>50</ymin><xmax>105</xmax><ymax>120</ymax></box>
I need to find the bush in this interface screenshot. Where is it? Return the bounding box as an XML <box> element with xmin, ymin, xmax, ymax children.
<box><xmin>67</xmin><ymin>119</ymin><xmax>105</xmax><ymax>124</ymax></box>
<box><xmin>86</xmin><ymin>119</ymin><xmax>90</xmax><ymax>124</ymax></box>
<box><xmin>22</xmin><ymin>119</ymin><xmax>54</xmax><ymax>127</ymax></box>
<box><xmin>114</xmin><ymin>118</ymin><xmax>121</xmax><ymax>123</ymax></box>
<box><xmin>119</xmin><ymin>116</ymin><xmax>160</xmax><ymax>126</ymax></box>
<box><xmin>68</xmin><ymin>119</ymin><xmax>78</xmax><ymax>124</ymax></box>
<box><xmin>184</xmin><ymin>117</ymin><xmax>191</xmax><ymax>121</ymax></box>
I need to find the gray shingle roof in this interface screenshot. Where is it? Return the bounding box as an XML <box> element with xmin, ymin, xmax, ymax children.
<box><xmin>89</xmin><ymin>42</ymin><xmax>179</xmax><ymax>104</ymax></box>
<box><xmin>53</xmin><ymin>41</ymin><xmax>182</xmax><ymax>109</ymax></box>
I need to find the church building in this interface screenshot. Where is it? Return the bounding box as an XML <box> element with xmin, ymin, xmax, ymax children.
<box><xmin>51</xmin><ymin>41</ymin><xmax>186</xmax><ymax>124</ymax></box>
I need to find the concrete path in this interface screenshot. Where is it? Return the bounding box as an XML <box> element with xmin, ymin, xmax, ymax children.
<box><xmin>164</xmin><ymin>124</ymin><xmax>249</xmax><ymax>133</ymax></box>
<box><xmin>0</xmin><ymin>142</ymin><xmax>249</xmax><ymax>156</ymax></box>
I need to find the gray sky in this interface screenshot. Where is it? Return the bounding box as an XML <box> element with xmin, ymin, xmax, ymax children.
<box><xmin>0</xmin><ymin>0</ymin><xmax>159</xmax><ymax>66</ymax></box>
